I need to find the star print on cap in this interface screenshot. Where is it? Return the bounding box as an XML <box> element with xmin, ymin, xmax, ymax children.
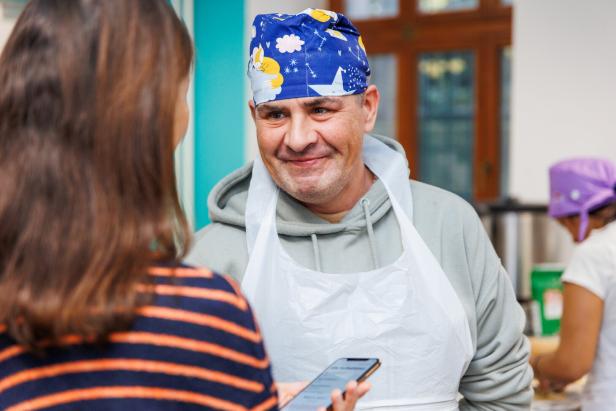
<box><xmin>248</xmin><ymin>8</ymin><xmax>371</xmax><ymax>105</ymax></box>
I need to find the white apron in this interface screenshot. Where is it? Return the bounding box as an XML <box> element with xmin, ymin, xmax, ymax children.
<box><xmin>243</xmin><ymin>136</ymin><xmax>474</xmax><ymax>410</ymax></box>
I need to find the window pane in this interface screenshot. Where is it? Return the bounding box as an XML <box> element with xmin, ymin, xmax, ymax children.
<box><xmin>501</xmin><ymin>0</ymin><xmax>513</xmax><ymax>5</ymax></box>
<box><xmin>500</xmin><ymin>46</ymin><xmax>512</xmax><ymax>197</ymax></box>
<box><xmin>368</xmin><ymin>54</ymin><xmax>398</xmax><ymax>139</ymax></box>
<box><xmin>418</xmin><ymin>51</ymin><xmax>475</xmax><ymax>199</ymax></box>
<box><xmin>344</xmin><ymin>0</ymin><xmax>399</xmax><ymax>20</ymax></box>
<box><xmin>418</xmin><ymin>0</ymin><xmax>478</xmax><ymax>14</ymax></box>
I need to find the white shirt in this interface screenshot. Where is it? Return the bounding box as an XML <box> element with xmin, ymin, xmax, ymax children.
<box><xmin>561</xmin><ymin>220</ymin><xmax>616</xmax><ymax>410</ymax></box>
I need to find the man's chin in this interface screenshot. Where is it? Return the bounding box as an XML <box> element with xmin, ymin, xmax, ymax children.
<box><xmin>285</xmin><ymin>182</ymin><xmax>339</xmax><ymax>205</ymax></box>
<box><xmin>287</xmin><ymin>185</ymin><xmax>322</xmax><ymax>200</ymax></box>
<box><xmin>274</xmin><ymin>171</ymin><xmax>343</xmax><ymax>204</ymax></box>
<box><xmin>279</xmin><ymin>172</ymin><xmax>322</xmax><ymax>190</ymax></box>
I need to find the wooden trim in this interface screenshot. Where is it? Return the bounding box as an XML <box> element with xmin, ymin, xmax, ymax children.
<box><xmin>398</xmin><ymin>48</ymin><xmax>417</xmax><ymax>176</ymax></box>
<box><xmin>476</xmin><ymin>40</ymin><xmax>498</xmax><ymax>199</ymax></box>
<box><xmin>329</xmin><ymin>0</ymin><xmax>343</xmax><ymax>13</ymax></box>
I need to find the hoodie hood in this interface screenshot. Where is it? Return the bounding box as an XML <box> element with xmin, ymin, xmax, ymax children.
<box><xmin>207</xmin><ymin>134</ymin><xmax>407</xmax><ymax>237</ymax></box>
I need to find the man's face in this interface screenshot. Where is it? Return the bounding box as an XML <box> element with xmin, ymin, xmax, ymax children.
<box><xmin>250</xmin><ymin>85</ymin><xmax>379</xmax><ymax>207</ymax></box>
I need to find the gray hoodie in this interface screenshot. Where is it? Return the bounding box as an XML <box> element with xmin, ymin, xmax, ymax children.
<box><xmin>186</xmin><ymin>136</ymin><xmax>533</xmax><ymax>410</ymax></box>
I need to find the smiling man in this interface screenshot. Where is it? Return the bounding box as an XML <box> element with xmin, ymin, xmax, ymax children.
<box><xmin>252</xmin><ymin>93</ymin><xmax>375</xmax><ymax>221</ymax></box>
<box><xmin>187</xmin><ymin>8</ymin><xmax>532</xmax><ymax>410</ymax></box>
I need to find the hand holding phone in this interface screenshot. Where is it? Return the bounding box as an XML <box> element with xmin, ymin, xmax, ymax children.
<box><xmin>322</xmin><ymin>379</ymin><xmax>371</xmax><ymax>411</ymax></box>
<box><xmin>281</xmin><ymin>358</ymin><xmax>380</xmax><ymax>411</ymax></box>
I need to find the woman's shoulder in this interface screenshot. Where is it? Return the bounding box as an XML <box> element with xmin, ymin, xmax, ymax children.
<box><xmin>577</xmin><ymin>221</ymin><xmax>616</xmax><ymax>257</ymax></box>
<box><xmin>148</xmin><ymin>262</ymin><xmax>239</xmax><ymax>291</ymax></box>
<box><xmin>563</xmin><ymin>222</ymin><xmax>616</xmax><ymax>292</ymax></box>
<box><xmin>145</xmin><ymin>262</ymin><xmax>255</xmax><ymax>328</ymax></box>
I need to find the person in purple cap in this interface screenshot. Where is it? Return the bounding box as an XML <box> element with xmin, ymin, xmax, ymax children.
<box><xmin>531</xmin><ymin>158</ymin><xmax>616</xmax><ymax>410</ymax></box>
<box><xmin>188</xmin><ymin>8</ymin><xmax>532</xmax><ymax>409</ymax></box>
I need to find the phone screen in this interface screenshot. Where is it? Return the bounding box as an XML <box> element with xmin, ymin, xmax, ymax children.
<box><xmin>282</xmin><ymin>358</ymin><xmax>380</xmax><ymax>411</ymax></box>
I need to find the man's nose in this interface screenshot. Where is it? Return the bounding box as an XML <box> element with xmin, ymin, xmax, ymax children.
<box><xmin>285</xmin><ymin>116</ymin><xmax>318</xmax><ymax>153</ymax></box>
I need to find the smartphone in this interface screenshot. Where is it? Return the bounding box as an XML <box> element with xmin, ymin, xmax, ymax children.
<box><xmin>281</xmin><ymin>358</ymin><xmax>380</xmax><ymax>411</ymax></box>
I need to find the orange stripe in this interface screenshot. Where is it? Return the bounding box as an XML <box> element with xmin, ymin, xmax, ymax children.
<box><xmin>137</xmin><ymin>306</ymin><xmax>261</xmax><ymax>343</ymax></box>
<box><xmin>0</xmin><ymin>324</ymin><xmax>6</xmax><ymax>334</ymax></box>
<box><xmin>0</xmin><ymin>335</ymin><xmax>88</xmax><ymax>364</ymax></box>
<box><xmin>0</xmin><ymin>358</ymin><xmax>264</xmax><ymax>393</ymax></box>
<box><xmin>139</xmin><ymin>284</ymin><xmax>247</xmax><ymax>311</ymax></box>
<box><xmin>224</xmin><ymin>275</ymin><xmax>243</xmax><ymax>297</ymax></box>
<box><xmin>58</xmin><ymin>335</ymin><xmax>85</xmax><ymax>345</ymax></box>
<box><xmin>109</xmin><ymin>332</ymin><xmax>269</xmax><ymax>369</ymax></box>
<box><xmin>6</xmin><ymin>386</ymin><xmax>247</xmax><ymax>411</ymax></box>
<box><xmin>224</xmin><ymin>275</ymin><xmax>251</xmax><ymax>307</ymax></box>
<box><xmin>0</xmin><ymin>332</ymin><xmax>268</xmax><ymax>369</ymax></box>
<box><xmin>0</xmin><ymin>345</ymin><xmax>23</xmax><ymax>363</ymax></box>
<box><xmin>252</xmin><ymin>395</ymin><xmax>278</xmax><ymax>411</ymax></box>
<box><xmin>0</xmin><ymin>332</ymin><xmax>269</xmax><ymax>369</ymax></box>
<box><xmin>148</xmin><ymin>266</ymin><xmax>213</xmax><ymax>279</ymax></box>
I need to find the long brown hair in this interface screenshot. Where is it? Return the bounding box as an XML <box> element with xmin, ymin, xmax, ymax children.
<box><xmin>0</xmin><ymin>0</ymin><xmax>193</xmax><ymax>348</ymax></box>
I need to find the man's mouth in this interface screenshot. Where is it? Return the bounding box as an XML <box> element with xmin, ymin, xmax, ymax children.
<box><xmin>286</xmin><ymin>156</ymin><xmax>327</xmax><ymax>167</ymax></box>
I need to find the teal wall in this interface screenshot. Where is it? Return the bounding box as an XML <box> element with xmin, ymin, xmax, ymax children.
<box><xmin>194</xmin><ymin>0</ymin><xmax>246</xmax><ymax>229</ymax></box>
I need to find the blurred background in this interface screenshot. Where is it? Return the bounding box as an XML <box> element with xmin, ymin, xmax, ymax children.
<box><xmin>1</xmin><ymin>0</ymin><xmax>615</xmax><ymax>335</ymax></box>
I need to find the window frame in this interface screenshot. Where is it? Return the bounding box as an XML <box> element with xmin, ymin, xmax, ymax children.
<box><xmin>329</xmin><ymin>0</ymin><xmax>512</xmax><ymax>200</ymax></box>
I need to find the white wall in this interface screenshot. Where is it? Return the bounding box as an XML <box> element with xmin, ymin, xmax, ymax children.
<box><xmin>0</xmin><ymin>4</ymin><xmax>18</xmax><ymax>52</ymax></box>
<box><xmin>510</xmin><ymin>0</ymin><xmax>616</xmax><ymax>203</ymax></box>
<box><xmin>0</xmin><ymin>19</ymin><xmax>13</xmax><ymax>51</ymax></box>
<box><xmin>244</xmin><ymin>0</ymin><xmax>326</xmax><ymax>161</ymax></box>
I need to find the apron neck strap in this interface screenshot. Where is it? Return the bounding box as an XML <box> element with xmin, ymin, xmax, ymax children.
<box><xmin>245</xmin><ymin>155</ymin><xmax>279</xmax><ymax>253</ymax></box>
<box><xmin>363</xmin><ymin>135</ymin><xmax>414</xmax><ymax>221</ymax></box>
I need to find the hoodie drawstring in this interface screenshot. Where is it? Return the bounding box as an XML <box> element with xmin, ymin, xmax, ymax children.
<box><xmin>309</xmin><ymin>200</ymin><xmax>378</xmax><ymax>272</ymax></box>
<box><xmin>362</xmin><ymin>199</ymin><xmax>380</xmax><ymax>269</ymax></box>
<box><xmin>311</xmin><ymin>233</ymin><xmax>323</xmax><ymax>272</ymax></box>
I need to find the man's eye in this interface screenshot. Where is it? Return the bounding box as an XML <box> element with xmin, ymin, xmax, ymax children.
<box><xmin>268</xmin><ymin>111</ymin><xmax>285</xmax><ymax>119</ymax></box>
<box><xmin>313</xmin><ymin>107</ymin><xmax>329</xmax><ymax>115</ymax></box>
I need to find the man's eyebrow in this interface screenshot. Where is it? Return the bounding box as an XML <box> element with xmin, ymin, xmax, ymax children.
<box><xmin>302</xmin><ymin>97</ymin><xmax>341</xmax><ymax>108</ymax></box>
<box><xmin>255</xmin><ymin>103</ymin><xmax>282</xmax><ymax>113</ymax></box>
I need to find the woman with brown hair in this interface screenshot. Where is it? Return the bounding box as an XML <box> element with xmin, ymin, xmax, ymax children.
<box><xmin>0</xmin><ymin>1</ymin><xmax>366</xmax><ymax>410</ymax></box>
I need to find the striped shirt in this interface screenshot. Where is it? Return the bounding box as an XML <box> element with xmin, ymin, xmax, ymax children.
<box><xmin>0</xmin><ymin>264</ymin><xmax>279</xmax><ymax>411</ymax></box>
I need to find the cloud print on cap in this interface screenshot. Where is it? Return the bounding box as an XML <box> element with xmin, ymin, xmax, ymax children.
<box><xmin>276</xmin><ymin>34</ymin><xmax>305</xmax><ymax>53</ymax></box>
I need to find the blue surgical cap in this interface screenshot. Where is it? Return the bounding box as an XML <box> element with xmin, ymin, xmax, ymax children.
<box><xmin>248</xmin><ymin>8</ymin><xmax>371</xmax><ymax>105</ymax></box>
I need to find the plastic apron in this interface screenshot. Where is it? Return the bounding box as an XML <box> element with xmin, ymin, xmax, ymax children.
<box><xmin>243</xmin><ymin>136</ymin><xmax>474</xmax><ymax>410</ymax></box>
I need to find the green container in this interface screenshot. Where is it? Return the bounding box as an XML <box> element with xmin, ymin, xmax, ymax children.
<box><xmin>531</xmin><ymin>264</ymin><xmax>565</xmax><ymax>336</ymax></box>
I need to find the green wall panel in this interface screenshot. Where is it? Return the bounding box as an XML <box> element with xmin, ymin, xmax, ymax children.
<box><xmin>194</xmin><ymin>0</ymin><xmax>245</xmax><ymax>229</ymax></box>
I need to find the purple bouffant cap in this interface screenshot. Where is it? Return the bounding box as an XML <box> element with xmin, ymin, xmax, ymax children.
<box><xmin>549</xmin><ymin>158</ymin><xmax>616</xmax><ymax>241</ymax></box>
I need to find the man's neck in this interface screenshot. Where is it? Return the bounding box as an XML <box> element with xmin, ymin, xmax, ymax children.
<box><xmin>312</xmin><ymin>209</ymin><xmax>353</xmax><ymax>224</ymax></box>
<box><xmin>305</xmin><ymin>166</ymin><xmax>376</xmax><ymax>223</ymax></box>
